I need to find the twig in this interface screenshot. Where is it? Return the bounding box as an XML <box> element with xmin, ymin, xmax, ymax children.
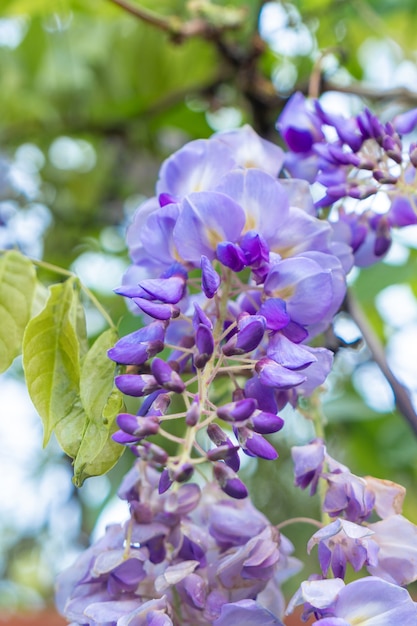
<box><xmin>108</xmin><ymin>0</ymin><xmax>242</xmax><ymax>42</ymax></box>
<box><xmin>345</xmin><ymin>290</ymin><xmax>417</xmax><ymax>435</ymax></box>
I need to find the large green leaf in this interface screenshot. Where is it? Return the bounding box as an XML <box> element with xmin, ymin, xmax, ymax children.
<box><xmin>0</xmin><ymin>250</ymin><xmax>37</xmax><ymax>373</ymax></box>
<box><xmin>73</xmin><ymin>328</ymin><xmax>124</xmax><ymax>486</ymax></box>
<box><xmin>22</xmin><ymin>277</ymin><xmax>82</xmax><ymax>445</ymax></box>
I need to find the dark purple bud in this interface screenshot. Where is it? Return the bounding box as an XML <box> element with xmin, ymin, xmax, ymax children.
<box><xmin>372</xmin><ymin>170</ymin><xmax>398</xmax><ymax>185</ymax></box>
<box><xmin>178</xmin><ymin>540</ymin><xmax>206</xmax><ymax>571</ymax></box>
<box><xmin>108</xmin><ymin>321</ymin><xmax>166</xmax><ymax>365</ymax></box>
<box><xmin>158</xmin><ymin>469</ymin><xmax>172</xmax><ymax>494</ymax></box>
<box><xmin>239</xmin><ymin>430</ymin><xmax>278</xmax><ymax>460</ymax></box>
<box><xmin>393</xmin><ymin>107</ymin><xmax>417</xmax><ymax>134</ymax></box>
<box><xmin>258</xmin><ymin>298</ymin><xmax>290</xmax><ymax>331</ymax></box>
<box><xmin>277</xmin><ymin>91</ymin><xmax>324</xmax><ymax>152</ymax></box>
<box><xmin>201</xmin><ymin>255</ymin><xmax>220</xmax><ymax>298</ymax></box>
<box><xmin>240</xmin><ymin>231</ymin><xmax>269</xmax><ymax>268</ymax></box>
<box><xmin>382</xmin><ymin>136</ymin><xmax>402</xmax><ymax>163</ymax></box>
<box><xmin>213</xmin><ymin>462</ymin><xmax>248</xmax><ymax>499</ymax></box>
<box><xmin>216</xmin><ymin>241</ymin><xmax>247</xmax><ymax>272</ymax></box>
<box><xmin>207</xmin><ymin>423</ymin><xmax>240</xmax><ymax>472</ymax></box>
<box><xmin>186</xmin><ymin>399</ymin><xmax>200</xmax><ymax>426</ymax></box>
<box><xmin>232</xmin><ymin>387</ymin><xmax>245</xmax><ymax>402</ymax></box>
<box><xmin>374</xmin><ymin>234</ymin><xmax>391</xmax><ymax>257</ymax></box>
<box><xmin>115</xmin><ymin>374</ymin><xmax>160</xmax><ymax>397</ymax></box>
<box><xmin>171</xmin><ymin>462</ymin><xmax>194</xmax><ymax>483</ymax></box>
<box><xmin>112</xmin><ymin>430</ymin><xmax>140</xmax><ymax>444</ymax></box>
<box><xmin>207</xmin><ymin>423</ymin><xmax>228</xmax><ymax>446</ymax></box>
<box><xmin>150</xmin><ymin>392</ymin><xmax>172</xmax><ymax>416</ymax></box>
<box><xmin>251</xmin><ymin>411</ymin><xmax>284</xmax><ymax>434</ymax></box>
<box><xmin>133</xmin><ymin>297</ymin><xmax>180</xmax><ymax>320</ymax></box>
<box><xmin>192</xmin><ymin>302</ymin><xmax>213</xmax><ymax>331</ymax></box>
<box><xmin>140</xmin><ymin>276</ymin><xmax>186</xmax><ymax>304</ymax></box>
<box><xmin>217</xmin><ymin>398</ymin><xmax>257</xmax><ymax>423</ymax></box>
<box><xmin>327</xmin><ymin>144</ymin><xmax>361</xmax><ymax>167</ymax></box>
<box><xmin>207</xmin><ymin>444</ymin><xmax>240</xmax><ymax>463</ymax></box>
<box><xmin>348</xmin><ymin>185</ymin><xmax>378</xmax><ymax>200</ymax></box>
<box><xmin>139</xmin><ymin>441</ymin><xmax>168</xmax><ymax>465</ymax></box>
<box><xmin>116</xmin><ymin>413</ymin><xmax>160</xmax><ymax>437</ymax></box>
<box><xmin>222</xmin><ymin>316</ymin><xmax>266</xmax><ymax>356</ymax></box>
<box><xmin>151</xmin><ymin>358</ymin><xmax>185</xmax><ymax>393</ymax></box>
<box><xmin>255</xmin><ymin>358</ymin><xmax>306</xmax><ymax>389</ymax></box>
<box><xmin>195</xmin><ymin>324</ymin><xmax>214</xmax><ymax>369</ymax></box>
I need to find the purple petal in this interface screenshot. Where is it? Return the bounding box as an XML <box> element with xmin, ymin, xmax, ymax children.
<box><xmin>133</xmin><ymin>297</ymin><xmax>179</xmax><ymax>320</ymax></box>
<box><xmin>151</xmin><ymin>358</ymin><xmax>185</xmax><ymax>393</ymax></box>
<box><xmin>214</xmin><ymin>599</ymin><xmax>284</xmax><ymax>626</ymax></box>
<box><xmin>258</xmin><ymin>298</ymin><xmax>290</xmax><ymax>331</ymax></box>
<box><xmin>174</xmin><ymin>191</ymin><xmax>246</xmax><ymax>264</ymax></box>
<box><xmin>157</xmin><ymin>138</ymin><xmax>237</xmax><ymax>198</ymax></box>
<box><xmin>115</xmin><ymin>374</ymin><xmax>159</xmax><ymax>397</ymax></box>
<box><xmin>217</xmin><ymin>241</ymin><xmax>247</xmax><ymax>272</ymax></box>
<box><xmin>215</xmin><ymin>168</ymin><xmax>289</xmax><ymax>241</ymax></box>
<box><xmin>251</xmin><ymin>411</ymin><xmax>284</xmax><ymax>434</ymax></box>
<box><xmin>201</xmin><ymin>255</ymin><xmax>221</xmax><ymax>298</ymax></box>
<box><xmin>393</xmin><ymin>107</ymin><xmax>417</xmax><ymax>134</ymax></box>
<box><xmin>243</xmin><ymin>432</ymin><xmax>278</xmax><ymax>460</ymax></box>
<box><xmin>139</xmin><ymin>276</ymin><xmax>186</xmax><ymax>304</ymax></box>
<box><xmin>213</xmin><ymin>462</ymin><xmax>248</xmax><ymax>499</ymax></box>
<box><xmin>217</xmin><ymin>398</ymin><xmax>257</xmax><ymax>423</ymax></box>
<box><xmin>107</xmin><ymin>322</ymin><xmax>166</xmax><ymax>365</ymax></box>
<box><xmin>267</xmin><ymin>333</ymin><xmax>316</xmax><ymax>370</ymax></box>
<box><xmin>256</xmin><ymin>358</ymin><xmax>306</xmax><ymax>389</ymax></box>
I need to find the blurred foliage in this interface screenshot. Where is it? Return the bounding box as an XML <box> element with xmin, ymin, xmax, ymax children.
<box><xmin>1</xmin><ymin>0</ymin><xmax>417</xmax><ymax>613</ymax></box>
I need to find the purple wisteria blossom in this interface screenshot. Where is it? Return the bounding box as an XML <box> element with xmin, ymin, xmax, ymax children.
<box><xmin>56</xmin><ymin>464</ymin><xmax>298</xmax><ymax>626</ymax></box>
<box><xmin>287</xmin><ymin>576</ymin><xmax>417</xmax><ymax>625</ymax></box>
<box><xmin>107</xmin><ymin>124</ymin><xmax>348</xmax><ymax>497</ymax></box>
<box><xmin>277</xmin><ymin>92</ymin><xmax>417</xmax><ymax>266</ymax></box>
<box><xmin>55</xmin><ymin>98</ymin><xmax>417</xmax><ymax>626</ymax></box>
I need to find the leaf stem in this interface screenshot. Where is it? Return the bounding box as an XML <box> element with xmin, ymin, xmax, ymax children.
<box><xmin>19</xmin><ymin>255</ymin><xmax>117</xmax><ymax>332</ymax></box>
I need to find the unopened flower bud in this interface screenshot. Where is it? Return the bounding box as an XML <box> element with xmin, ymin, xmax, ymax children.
<box><xmin>217</xmin><ymin>398</ymin><xmax>257</xmax><ymax>423</ymax></box>
<box><xmin>213</xmin><ymin>462</ymin><xmax>248</xmax><ymax>499</ymax></box>
<box><xmin>151</xmin><ymin>358</ymin><xmax>185</xmax><ymax>393</ymax></box>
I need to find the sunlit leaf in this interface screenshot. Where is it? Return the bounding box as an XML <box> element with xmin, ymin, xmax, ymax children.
<box><xmin>73</xmin><ymin>328</ymin><xmax>124</xmax><ymax>486</ymax></box>
<box><xmin>22</xmin><ymin>277</ymin><xmax>82</xmax><ymax>445</ymax></box>
<box><xmin>0</xmin><ymin>250</ymin><xmax>36</xmax><ymax>373</ymax></box>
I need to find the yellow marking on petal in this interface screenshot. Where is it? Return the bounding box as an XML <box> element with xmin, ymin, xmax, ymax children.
<box><xmin>243</xmin><ymin>213</ymin><xmax>257</xmax><ymax>233</ymax></box>
<box><xmin>270</xmin><ymin>285</ymin><xmax>295</xmax><ymax>301</ymax></box>
<box><xmin>206</xmin><ymin>227</ymin><xmax>223</xmax><ymax>248</ymax></box>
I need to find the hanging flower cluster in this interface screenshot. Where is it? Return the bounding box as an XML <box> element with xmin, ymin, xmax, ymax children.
<box><xmin>56</xmin><ymin>463</ymin><xmax>300</xmax><ymax>626</ymax></box>
<box><xmin>56</xmin><ymin>95</ymin><xmax>417</xmax><ymax>626</ymax></box>
<box><xmin>108</xmin><ymin>124</ymin><xmax>348</xmax><ymax>497</ymax></box>
<box><xmin>278</xmin><ymin>91</ymin><xmax>417</xmax><ymax>266</ymax></box>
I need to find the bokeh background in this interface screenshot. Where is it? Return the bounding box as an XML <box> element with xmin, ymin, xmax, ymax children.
<box><xmin>1</xmin><ymin>0</ymin><xmax>417</xmax><ymax>622</ymax></box>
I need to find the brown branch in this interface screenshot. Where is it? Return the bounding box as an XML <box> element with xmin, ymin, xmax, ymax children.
<box><xmin>107</xmin><ymin>0</ymin><xmax>244</xmax><ymax>42</ymax></box>
<box><xmin>345</xmin><ymin>290</ymin><xmax>417</xmax><ymax>435</ymax></box>
<box><xmin>321</xmin><ymin>80</ymin><xmax>417</xmax><ymax>106</ymax></box>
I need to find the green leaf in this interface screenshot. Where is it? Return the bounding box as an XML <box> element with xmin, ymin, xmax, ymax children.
<box><xmin>22</xmin><ymin>277</ymin><xmax>82</xmax><ymax>446</ymax></box>
<box><xmin>70</xmin><ymin>280</ymin><xmax>89</xmax><ymax>359</ymax></box>
<box><xmin>73</xmin><ymin>329</ymin><xmax>124</xmax><ymax>486</ymax></box>
<box><xmin>0</xmin><ymin>250</ymin><xmax>37</xmax><ymax>374</ymax></box>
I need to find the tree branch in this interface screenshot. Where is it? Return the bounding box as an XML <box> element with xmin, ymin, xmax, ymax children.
<box><xmin>345</xmin><ymin>290</ymin><xmax>417</xmax><ymax>435</ymax></box>
<box><xmin>107</xmin><ymin>0</ymin><xmax>245</xmax><ymax>42</ymax></box>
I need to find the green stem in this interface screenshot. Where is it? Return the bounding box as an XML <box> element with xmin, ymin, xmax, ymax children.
<box><xmin>22</xmin><ymin>256</ymin><xmax>117</xmax><ymax>332</ymax></box>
